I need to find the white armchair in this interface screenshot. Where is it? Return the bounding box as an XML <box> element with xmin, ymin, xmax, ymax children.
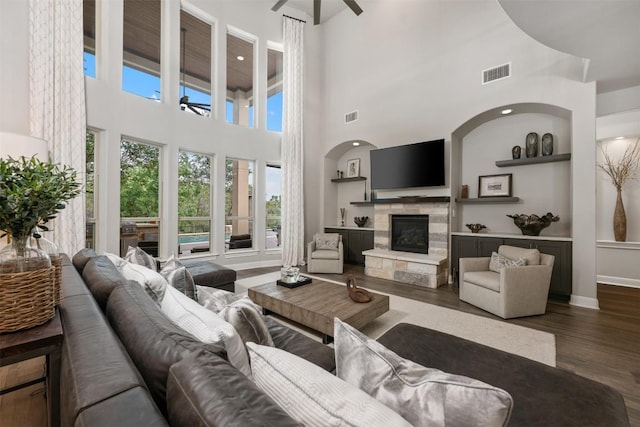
<box><xmin>459</xmin><ymin>245</ymin><xmax>554</xmax><ymax>319</ymax></box>
<box><xmin>307</xmin><ymin>233</ymin><xmax>344</xmax><ymax>274</ymax></box>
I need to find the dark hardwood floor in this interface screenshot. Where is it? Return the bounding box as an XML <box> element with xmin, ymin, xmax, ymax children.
<box><xmin>238</xmin><ymin>264</ymin><xmax>640</xmax><ymax>426</ymax></box>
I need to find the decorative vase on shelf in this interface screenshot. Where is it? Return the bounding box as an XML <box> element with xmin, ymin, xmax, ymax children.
<box><xmin>542</xmin><ymin>133</ymin><xmax>554</xmax><ymax>156</ymax></box>
<box><xmin>460</xmin><ymin>185</ymin><xmax>469</xmax><ymax>199</ymax></box>
<box><xmin>525</xmin><ymin>132</ymin><xmax>539</xmax><ymax>158</ymax></box>
<box><xmin>512</xmin><ymin>146</ymin><xmax>521</xmax><ymax>160</ymax></box>
<box><xmin>613</xmin><ymin>189</ymin><xmax>626</xmax><ymax>242</ymax></box>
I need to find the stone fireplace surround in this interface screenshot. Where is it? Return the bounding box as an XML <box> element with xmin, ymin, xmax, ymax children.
<box><xmin>363</xmin><ymin>197</ymin><xmax>449</xmax><ymax>288</ymax></box>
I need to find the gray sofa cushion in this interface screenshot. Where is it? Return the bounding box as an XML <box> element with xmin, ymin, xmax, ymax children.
<box><xmin>82</xmin><ymin>256</ymin><xmax>130</xmax><ymax>311</ymax></box>
<box><xmin>72</xmin><ymin>248</ymin><xmax>97</xmax><ymax>274</ymax></box>
<box><xmin>167</xmin><ymin>355</ymin><xmax>302</xmax><ymax>427</ymax></box>
<box><xmin>59</xmin><ymin>258</ymin><xmax>163</xmax><ymax>427</ymax></box>
<box><xmin>106</xmin><ymin>280</ymin><xmax>227</xmax><ymax>416</ymax></box>
<box><xmin>377</xmin><ymin>323</ymin><xmax>630</xmax><ymax>427</ymax></box>
<box><xmin>264</xmin><ymin>316</ymin><xmax>336</xmax><ymax>373</ymax></box>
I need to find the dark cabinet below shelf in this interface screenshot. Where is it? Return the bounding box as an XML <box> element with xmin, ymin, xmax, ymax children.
<box><xmin>451</xmin><ymin>234</ymin><xmax>571</xmax><ymax>300</ymax></box>
<box><xmin>324</xmin><ymin>227</ymin><xmax>374</xmax><ymax>265</ymax></box>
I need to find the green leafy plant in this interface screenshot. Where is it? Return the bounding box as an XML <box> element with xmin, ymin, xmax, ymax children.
<box><xmin>0</xmin><ymin>156</ymin><xmax>81</xmax><ymax>243</ymax></box>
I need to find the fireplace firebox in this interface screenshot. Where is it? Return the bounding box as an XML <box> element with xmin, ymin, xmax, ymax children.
<box><xmin>391</xmin><ymin>214</ymin><xmax>429</xmax><ymax>254</ymax></box>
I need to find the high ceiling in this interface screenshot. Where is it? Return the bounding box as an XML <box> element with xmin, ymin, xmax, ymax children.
<box><xmin>84</xmin><ymin>1</ymin><xmax>640</xmax><ymax>95</ymax></box>
<box><xmin>498</xmin><ymin>0</ymin><xmax>640</xmax><ymax>93</ymax></box>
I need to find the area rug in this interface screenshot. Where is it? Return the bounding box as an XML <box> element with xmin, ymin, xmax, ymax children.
<box><xmin>236</xmin><ymin>272</ymin><xmax>556</xmax><ymax>367</ymax></box>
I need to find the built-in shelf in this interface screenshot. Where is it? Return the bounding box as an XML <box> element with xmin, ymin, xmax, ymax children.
<box><xmin>350</xmin><ymin>201</ymin><xmax>373</xmax><ymax>206</ymax></box>
<box><xmin>495</xmin><ymin>153</ymin><xmax>571</xmax><ymax>167</ymax></box>
<box><xmin>371</xmin><ymin>196</ymin><xmax>451</xmax><ymax>204</ymax></box>
<box><xmin>455</xmin><ymin>197</ymin><xmax>520</xmax><ymax>204</ymax></box>
<box><xmin>331</xmin><ymin>176</ymin><xmax>367</xmax><ymax>183</ymax></box>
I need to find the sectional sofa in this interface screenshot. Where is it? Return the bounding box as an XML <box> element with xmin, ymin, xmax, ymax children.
<box><xmin>58</xmin><ymin>250</ymin><xmax>629</xmax><ymax>426</ymax></box>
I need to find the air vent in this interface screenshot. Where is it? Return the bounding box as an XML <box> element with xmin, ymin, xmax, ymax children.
<box><xmin>345</xmin><ymin>110</ymin><xmax>359</xmax><ymax>124</ymax></box>
<box><xmin>482</xmin><ymin>63</ymin><xmax>511</xmax><ymax>84</ymax></box>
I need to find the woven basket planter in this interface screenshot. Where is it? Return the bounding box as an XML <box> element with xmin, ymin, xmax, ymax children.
<box><xmin>51</xmin><ymin>255</ymin><xmax>62</xmax><ymax>305</ymax></box>
<box><xmin>0</xmin><ymin>266</ymin><xmax>55</xmax><ymax>332</ymax></box>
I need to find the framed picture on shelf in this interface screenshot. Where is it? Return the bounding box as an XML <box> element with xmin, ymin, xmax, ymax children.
<box><xmin>346</xmin><ymin>158</ymin><xmax>360</xmax><ymax>178</ymax></box>
<box><xmin>478</xmin><ymin>173</ymin><xmax>512</xmax><ymax>197</ymax></box>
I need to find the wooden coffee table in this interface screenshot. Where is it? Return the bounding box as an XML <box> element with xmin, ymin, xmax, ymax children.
<box><xmin>248</xmin><ymin>279</ymin><xmax>389</xmax><ymax>344</ymax></box>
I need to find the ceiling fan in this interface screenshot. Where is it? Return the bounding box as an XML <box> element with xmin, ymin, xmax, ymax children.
<box><xmin>272</xmin><ymin>0</ymin><xmax>363</xmax><ymax>25</ymax></box>
<box><xmin>180</xmin><ymin>28</ymin><xmax>211</xmax><ymax>116</ymax></box>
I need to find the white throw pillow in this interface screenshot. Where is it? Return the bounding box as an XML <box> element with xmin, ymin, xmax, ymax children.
<box><xmin>489</xmin><ymin>251</ymin><xmax>527</xmax><ymax>273</ymax></box>
<box><xmin>119</xmin><ymin>261</ymin><xmax>168</xmax><ymax>303</ymax></box>
<box><xmin>334</xmin><ymin>319</ymin><xmax>513</xmax><ymax>427</ymax></box>
<box><xmin>102</xmin><ymin>252</ymin><xmax>127</xmax><ymax>269</ymax></box>
<box><xmin>247</xmin><ymin>342</ymin><xmax>411</xmax><ymax>427</ymax></box>
<box><xmin>161</xmin><ymin>285</ymin><xmax>251</xmax><ymax>377</ymax></box>
<box><xmin>314</xmin><ymin>233</ymin><xmax>340</xmax><ymax>250</ymax></box>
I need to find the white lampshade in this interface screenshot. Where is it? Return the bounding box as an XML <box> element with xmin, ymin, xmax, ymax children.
<box><xmin>0</xmin><ymin>132</ymin><xmax>49</xmax><ymax>160</ymax></box>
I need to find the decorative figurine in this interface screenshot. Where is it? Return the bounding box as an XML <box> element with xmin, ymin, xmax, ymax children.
<box><xmin>465</xmin><ymin>223</ymin><xmax>487</xmax><ymax>233</ymax></box>
<box><xmin>346</xmin><ymin>275</ymin><xmax>371</xmax><ymax>303</ymax></box>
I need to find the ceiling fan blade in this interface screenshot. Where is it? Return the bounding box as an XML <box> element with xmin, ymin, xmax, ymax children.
<box><xmin>343</xmin><ymin>0</ymin><xmax>363</xmax><ymax>16</ymax></box>
<box><xmin>189</xmin><ymin>103</ymin><xmax>211</xmax><ymax>110</ymax></box>
<box><xmin>271</xmin><ymin>0</ymin><xmax>288</xmax><ymax>12</ymax></box>
<box><xmin>314</xmin><ymin>0</ymin><xmax>321</xmax><ymax>25</ymax></box>
<box><xmin>188</xmin><ymin>105</ymin><xmax>203</xmax><ymax>116</ymax></box>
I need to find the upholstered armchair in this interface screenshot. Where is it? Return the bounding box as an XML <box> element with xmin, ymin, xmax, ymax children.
<box><xmin>307</xmin><ymin>233</ymin><xmax>344</xmax><ymax>274</ymax></box>
<box><xmin>459</xmin><ymin>245</ymin><xmax>554</xmax><ymax>319</ymax></box>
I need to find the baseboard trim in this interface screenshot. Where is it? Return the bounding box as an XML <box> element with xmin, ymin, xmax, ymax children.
<box><xmin>569</xmin><ymin>294</ymin><xmax>600</xmax><ymax>310</ymax></box>
<box><xmin>597</xmin><ymin>275</ymin><xmax>640</xmax><ymax>289</ymax></box>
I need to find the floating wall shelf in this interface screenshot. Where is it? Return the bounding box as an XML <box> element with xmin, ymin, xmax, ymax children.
<box><xmin>495</xmin><ymin>153</ymin><xmax>571</xmax><ymax>167</ymax></box>
<box><xmin>456</xmin><ymin>197</ymin><xmax>520</xmax><ymax>204</ymax></box>
<box><xmin>331</xmin><ymin>176</ymin><xmax>367</xmax><ymax>183</ymax></box>
<box><xmin>350</xmin><ymin>201</ymin><xmax>373</xmax><ymax>206</ymax></box>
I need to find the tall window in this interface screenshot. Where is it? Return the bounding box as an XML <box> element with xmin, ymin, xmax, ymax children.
<box><xmin>178</xmin><ymin>151</ymin><xmax>212</xmax><ymax>255</ymax></box>
<box><xmin>120</xmin><ymin>139</ymin><xmax>160</xmax><ymax>257</ymax></box>
<box><xmin>225</xmin><ymin>158</ymin><xmax>254</xmax><ymax>251</ymax></box>
<box><xmin>266</xmin><ymin>47</ymin><xmax>283</xmax><ymax>132</ymax></box>
<box><xmin>122</xmin><ymin>0</ymin><xmax>161</xmax><ymax>100</ymax></box>
<box><xmin>179</xmin><ymin>10</ymin><xmax>212</xmax><ymax>117</ymax></box>
<box><xmin>85</xmin><ymin>130</ymin><xmax>96</xmax><ymax>248</ymax></box>
<box><xmin>265</xmin><ymin>164</ymin><xmax>281</xmax><ymax>249</ymax></box>
<box><xmin>226</xmin><ymin>32</ymin><xmax>254</xmax><ymax>127</ymax></box>
<box><xmin>83</xmin><ymin>0</ymin><xmax>96</xmax><ymax>77</ymax></box>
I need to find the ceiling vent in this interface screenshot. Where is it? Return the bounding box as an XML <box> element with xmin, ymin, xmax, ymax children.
<box><xmin>482</xmin><ymin>63</ymin><xmax>511</xmax><ymax>84</ymax></box>
<box><xmin>345</xmin><ymin>110</ymin><xmax>359</xmax><ymax>124</ymax></box>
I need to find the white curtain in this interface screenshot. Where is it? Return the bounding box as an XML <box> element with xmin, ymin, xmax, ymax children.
<box><xmin>281</xmin><ymin>17</ymin><xmax>305</xmax><ymax>267</ymax></box>
<box><xmin>29</xmin><ymin>0</ymin><xmax>87</xmax><ymax>255</ymax></box>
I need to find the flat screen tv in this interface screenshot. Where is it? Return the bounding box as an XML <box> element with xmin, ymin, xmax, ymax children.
<box><xmin>370</xmin><ymin>139</ymin><xmax>445</xmax><ymax>190</ymax></box>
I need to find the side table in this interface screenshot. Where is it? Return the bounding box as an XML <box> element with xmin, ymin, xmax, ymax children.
<box><xmin>0</xmin><ymin>308</ymin><xmax>63</xmax><ymax>427</ymax></box>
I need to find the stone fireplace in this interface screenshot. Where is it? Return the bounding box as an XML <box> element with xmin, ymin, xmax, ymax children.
<box><xmin>363</xmin><ymin>198</ymin><xmax>449</xmax><ymax>288</ymax></box>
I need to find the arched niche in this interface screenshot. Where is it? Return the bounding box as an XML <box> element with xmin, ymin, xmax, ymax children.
<box><xmin>323</xmin><ymin>140</ymin><xmax>377</xmax><ymax>228</ymax></box>
<box><xmin>450</xmin><ymin>103</ymin><xmax>572</xmax><ymax>235</ymax></box>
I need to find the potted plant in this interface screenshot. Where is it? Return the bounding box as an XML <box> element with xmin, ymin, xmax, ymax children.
<box><xmin>0</xmin><ymin>156</ymin><xmax>81</xmax><ymax>272</ymax></box>
<box><xmin>0</xmin><ymin>156</ymin><xmax>81</xmax><ymax>331</ymax></box>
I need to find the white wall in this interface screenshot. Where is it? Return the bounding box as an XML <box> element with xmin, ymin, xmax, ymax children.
<box><xmin>0</xmin><ymin>0</ymin><xmax>30</xmax><ymax>134</ymax></box>
<box><xmin>312</xmin><ymin>0</ymin><xmax>599</xmax><ymax>307</ymax></box>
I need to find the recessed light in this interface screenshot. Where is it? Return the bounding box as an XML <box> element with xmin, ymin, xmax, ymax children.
<box><xmin>352</xmin><ymin>142</ymin><xmax>360</xmax><ymax>146</ymax></box>
<box><xmin>237</xmin><ymin>55</ymin><xmax>245</xmax><ymax>61</ymax></box>
<box><xmin>501</xmin><ymin>109</ymin><xmax>512</xmax><ymax>115</ymax></box>
<box><xmin>615</xmin><ymin>136</ymin><xmax>625</xmax><ymax>140</ymax></box>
